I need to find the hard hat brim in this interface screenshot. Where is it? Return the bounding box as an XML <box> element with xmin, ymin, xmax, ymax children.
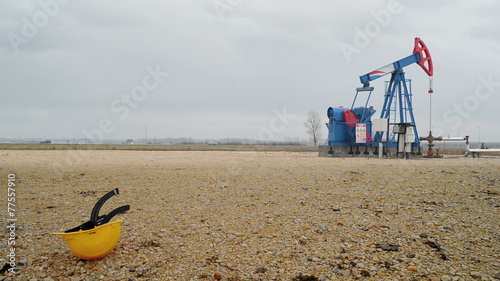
<box><xmin>53</xmin><ymin>220</ymin><xmax>123</xmax><ymax>260</ymax></box>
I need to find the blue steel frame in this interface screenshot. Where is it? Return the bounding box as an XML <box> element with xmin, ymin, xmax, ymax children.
<box><xmin>373</xmin><ymin>71</ymin><xmax>420</xmax><ymax>147</ymax></box>
<box><xmin>360</xmin><ymin>52</ymin><xmax>421</xmax><ymax>147</ymax></box>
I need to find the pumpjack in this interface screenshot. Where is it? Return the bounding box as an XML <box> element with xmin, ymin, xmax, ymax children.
<box><xmin>324</xmin><ymin>37</ymin><xmax>433</xmax><ymax>157</ymax></box>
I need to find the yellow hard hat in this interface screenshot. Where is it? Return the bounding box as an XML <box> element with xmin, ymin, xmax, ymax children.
<box><xmin>53</xmin><ymin>188</ymin><xmax>130</xmax><ymax>260</ymax></box>
<box><xmin>53</xmin><ymin>220</ymin><xmax>123</xmax><ymax>260</ymax></box>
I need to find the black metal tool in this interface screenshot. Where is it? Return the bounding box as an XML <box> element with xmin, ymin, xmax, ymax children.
<box><xmin>65</xmin><ymin>188</ymin><xmax>130</xmax><ymax>233</ymax></box>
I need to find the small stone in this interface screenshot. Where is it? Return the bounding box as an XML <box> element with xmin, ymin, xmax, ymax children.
<box><xmin>440</xmin><ymin>276</ymin><xmax>452</xmax><ymax>281</ymax></box>
<box><xmin>375</xmin><ymin>243</ymin><xmax>400</xmax><ymax>251</ymax></box>
<box><xmin>226</xmin><ymin>233</ymin><xmax>237</xmax><ymax>241</ymax></box>
<box><xmin>420</xmin><ymin>233</ymin><xmax>429</xmax><ymax>238</ymax></box>
<box><xmin>214</xmin><ymin>273</ymin><xmax>222</xmax><ymax>280</ymax></box>
<box><xmin>292</xmin><ymin>274</ymin><xmax>319</xmax><ymax>280</ymax></box>
<box><xmin>360</xmin><ymin>270</ymin><xmax>370</xmax><ymax>277</ymax></box>
<box><xmin>140</xmin><ymin>268</ymin><xmax>148</xmax><ymax>274</ymax></box>
<box><xmin>407</xmin><ymin>266</ymin><xmax>417</xmax><ymax>272</ymax></box>
<box><xmin>255</xmin><ymin>267</ymin><xmax>267</xmax><ymax>274</ymax></box>
<box><xmin>470</xmin><ymin>272</ymin><xmax>481</xmax><ymax>278</ymax></box>
<box><xmin>17</xmin><ymin>259</ymin><xmax>28</xmax><ymax>266</ymax></box>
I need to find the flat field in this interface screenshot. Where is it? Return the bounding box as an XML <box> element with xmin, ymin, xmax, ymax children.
<box><xmin>1</xmin><ymin>150</ymin><xmax>499</xmax><ymax>280</ymax></box>
<box><xmin>0</xmin><ymin>143</ymin><xmax>317</xmax><ymax>152</ymax></box>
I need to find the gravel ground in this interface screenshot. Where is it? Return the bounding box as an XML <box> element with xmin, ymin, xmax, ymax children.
<box><xmin>1</xmin><ymin>150</ymin><xmax>499</xmax><ymax>281</ymax></box>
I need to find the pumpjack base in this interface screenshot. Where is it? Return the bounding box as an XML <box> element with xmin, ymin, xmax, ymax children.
<box><xmin>319</xmin><ymin>145</ymin><xmax>422</xmax><ymax>158</ymax></box>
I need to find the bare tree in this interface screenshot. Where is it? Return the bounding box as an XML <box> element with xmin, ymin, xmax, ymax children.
<box><xmin>304</xmin><ymin>111</ymin><xmax>322</xmax><ymax>146</ymax></box>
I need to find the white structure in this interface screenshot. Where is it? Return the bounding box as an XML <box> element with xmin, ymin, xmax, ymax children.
<box><xmin>465</xmin><ymin>143</ymin><xmax>500</xmax><ymax>158</ymax></box>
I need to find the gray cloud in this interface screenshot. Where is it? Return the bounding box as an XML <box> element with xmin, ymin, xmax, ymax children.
<box><xmin>1</xmin><ymin>0</ymin><xmax>499</xmax><ymax>142</ymax></box>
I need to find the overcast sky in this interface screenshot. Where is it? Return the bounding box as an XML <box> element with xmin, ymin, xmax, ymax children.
<box><xmin>1</xmin><ymin>0</ymin><xmax>499</xmax><ymax>143</ymax></box>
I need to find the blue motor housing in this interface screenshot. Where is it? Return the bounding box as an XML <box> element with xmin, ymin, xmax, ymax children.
<box><xmin>327</xmin><ymin>106</ymin><xmax>376</xmax><ymax>146</ymax></box>
<box><xmin>351</xmin><ymin>106</ymin><xmax>376</xmax><ymax>123</ymax></box>
<box><xmin>327</xmin><ymin>107</ymin><xmax>348</xmax><ymax>145</ymax></box>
